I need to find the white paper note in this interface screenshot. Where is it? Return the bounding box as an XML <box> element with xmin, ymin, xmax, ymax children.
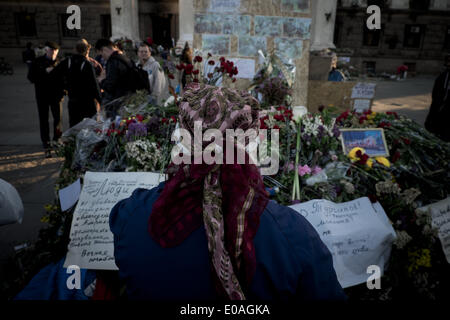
<box><xmin>64</xmin><ymin>172</ymin><xmax>165</xmax><ymax>270</ymax></box>
<box><xmin>289</xmin><ymin>197</ymin><xmax>396</xmax><ymax>288</ymax></box>
<box><xmin>59</xmin><ymin>179</ymin><xmax>81</xmax><ymax>212</ymax></box>
<box><xmin>417</xmin><ymin>197</ymin><xmax>450</xmax><ymax>264</ymax></box>
<box><xmin>353</xmin><ymin>99</ymin><xmax>372</xmax><ymax>113</ymax></box>
<box><xmin>351</xmin><ymin>82</ymin><xmax>377</xmax><ymax>99</ymax></box>
<box><xmin>229</xmin><ymin>58</ymin><xmax>256</xmax><ymax>79</ymax></box>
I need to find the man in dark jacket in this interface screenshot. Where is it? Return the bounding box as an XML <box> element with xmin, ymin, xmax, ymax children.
<box><xmin>27</xmin><ymin>41</ymin><xmax>64</xmax><ymax>157</ymax></box>
<box><xmin>425</xmin><ymin>54</ymin><xmax>450</xmax><ymax>142</ymax></box>
<box><xmin>95</xmin><ymin>39</ymin><xmax>135</xmax><ymax>104</ymax></box>
<box><xmin>55</xmin><ymin>39</ymin><xmax>101</xmax><ymax>127</ymax></box>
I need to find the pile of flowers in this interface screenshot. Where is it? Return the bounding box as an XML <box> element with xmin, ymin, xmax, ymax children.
<box><xmin>5</xmin><ymin>81</ymin><xmax>450</xmax><ymax>301</ymax></box>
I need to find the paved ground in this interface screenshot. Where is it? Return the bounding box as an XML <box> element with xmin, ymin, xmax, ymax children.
<box><xmin>0</xmin><ymin>64</ymin><xmax>70</xmax><ymax>287</ymax></box>
<box><xmin>371</xmin><ymin>76</ymin><xmax>434</xmax><ymax>126</ymax></box>
<box><xmin>0</xmin><ymin>63</ymin><xmax>436</xmax><ymax>294</ymax></box>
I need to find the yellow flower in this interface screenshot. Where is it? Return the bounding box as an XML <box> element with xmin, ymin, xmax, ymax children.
<box><xmin>348</xmin><ymin>147</ymin><xmax>365</xmax><ymax>161</ymax></box>
<box><xmin>366</xmin><ymin>158</ymin><xmax>374</xmax><ymax>168</ymax></box>
<box><xmin>375</xmin><ymin>157</ymin><xmax>391</xmax><ymax>168</ymax></box>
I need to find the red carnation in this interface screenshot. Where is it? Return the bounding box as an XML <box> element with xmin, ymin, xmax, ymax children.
<box><xmin>207</xmin><ymin>53</ymin><xmax>212</xmax><ymax>58</ymax></box>
<box><xmin>356</xmin><ymin>150</ymin><xmax>363</xmax><ymax>158</ymax></box>
<box><xmin>193</xmin><ymin>78</ymin><xmax>199</xmax><ymax>83</ymax></box>
<box><xmin>168</xmin><ymin>73</ymin><xmax>175</xmax><ymax>79</ymax></box>
<box><xmin>273</xmin><ymin>125</ymin><xmax>280</xmax><ymax>129</ymax></box>
<box><xmin>232</xmin><ymin>78</ymin><xmax>236</xmax><ymax>83</ymax></box>
<box><xmin>193</xmin><ymin>69</ymin><xmax>199</xmax><ymax>75</ymax></box>
<box><xmin>402</xmin><ymin>137</ymin><xmax>411</xmax><ymax>145</ymax></box>
<box><xmin>359</xmin><ymin>116</ymin><xmax>367</xmax><ymax>124</ymax></box>
<box><xmin>274</xmin><ymin>114</ymin><xmax>284</xmax><ymax>121</ymax></box>
<box><xmin>219</xmin><ymin>57</ymin><xmax>225</xmax><ymax>62</ymax></box>
<box><xmin>208</xmin><ymin>60</ymin><xmax>215</xmax><ymax>65</ymax></box>
<box><xmin>136</xmin><ymin>114</ymin><xmax>144</xmax><ymax>122</ymax></box>
<box><xmin>184</xmin><ymin>64</ymin><xmax>193</xmax><ymax>75</ymax></box>
<box><xmin>194</xmin><ymin>56</ymin><xmax>203</xmax><ymax>63</ymax></box>
<box><xmin>207</xmin><ymin>73</ymin><xmax>213</xmax><ymax>79</ymax></box>
<box><xmin>392</xmin><ymin>151</ymin><xmax>401</xmax><ymax>163</ymax></box>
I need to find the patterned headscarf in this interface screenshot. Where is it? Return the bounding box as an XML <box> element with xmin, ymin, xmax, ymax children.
<box><xmin>148</xmin><ymin>83</ymin><xmax>269</xmax><ymax>299</ymax></box>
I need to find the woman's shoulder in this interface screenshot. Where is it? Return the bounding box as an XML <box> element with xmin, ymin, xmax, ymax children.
<box><xmin>257</xmin><ymin>200</ymin><xmax>330</xmax><ymax>268</ymax></box>
<box><xmin>109</xmin><ymin>182</ymin><xmax>165</xmax><ymax>235</ymax></box>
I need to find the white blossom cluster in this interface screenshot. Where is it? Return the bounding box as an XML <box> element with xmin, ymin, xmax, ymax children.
<box><xmin>125</xmin><ymin>139</ymin><xmax>162</xmax><ymax>171</ymax></box>
<box><xmin>375</xmin><ymin>179</ymin><xmax>401</xmax><ymax>196</ymax></box>
<box><xmin>302</xmin><ymin>115</ymin><xmax>336</xmax><ymax>137</ymax></box>
<box><xmin>393</xmin><ymin>230</ymin><xmax>412</xmax><ymax>249</ymax></box>
<box><xmin>401</xmin><ymin>188</ymin><xmax>421</xmax><ymax>206</ymax></box>
<box><xmin>340</xmin><ymin>179</ymin><xmax>355</xmax><ymax>194</ymax></box>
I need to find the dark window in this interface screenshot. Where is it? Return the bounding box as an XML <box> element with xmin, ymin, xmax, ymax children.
<box><xmin>367</xmin><ymin>0</ymin><xmax>388</xmax><ymax>9</ymax></box>
<box><xmin>101</xmin><ymin>14</ymin><xmax>111</xmax><ymax>39</ymax></box>
<box><xmin>60</xmin><ymin>13</ymin><xmax>79</xmax><ymax>38</ymax></box>
<box><xmin>363</xmin><ymin>61</ymin><xmax>376</xmax><ymax>74</ymax></box>
<box><xmin>445</xmin><ymin>26</ymin><xmax>450</xmax><ymax>49</ymax></box>
<box><xmin>15</xmin><ymin>12</ymin><xmax>37</xmax><ymax>37</ymax></box>
<box><xmin>334</xmin><ymin>18</ymin><xmax>341</xmax><ymax>46</ymax></box>
<box><xmin>409</xmin><ymin>0</ymin><xmax>430</xmax><ymax>11</ymax></box>
<box><xmin>404</xmin><ymin>24</ymin><xmax>424</xmax><ymax>48</ymax></box>
<box><xmin>363</xmin><ymin>28</ymin><xmax>381</xmax><ymax>47</ymax></box>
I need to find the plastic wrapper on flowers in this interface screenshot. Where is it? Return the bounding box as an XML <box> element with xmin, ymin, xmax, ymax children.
<box><xmin>250</xmin><ymin>50</ymin><xmax>296</xmax><ymax>107</ymax></box>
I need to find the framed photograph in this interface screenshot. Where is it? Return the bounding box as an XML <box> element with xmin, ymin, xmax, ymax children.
<box><xmin>340</xmin><ymin>128</ymin><xmax>389</xmax><ymax>157</ymax></box>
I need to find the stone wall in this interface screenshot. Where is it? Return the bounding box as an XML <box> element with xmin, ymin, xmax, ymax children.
<box><xmin>192</xmin><ymin>0</ymin><xmax>312</xmax><ymax>106</ymax></box>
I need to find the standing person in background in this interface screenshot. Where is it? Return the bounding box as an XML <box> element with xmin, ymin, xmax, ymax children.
<box><xmin>425</xmin><ymin>54</ymin><xmax>450</xmax><ymax>142</ymax></box>
<box><xmin>27</xmin><ymin>41</ymin><xmax>64</xmax><ymax>158</ymax></box>
<box><xmin>54</xmin><ymin>39</ymin><xmax>101</xmax><ymax>128</ymax></box>
<box><xmin>95</xmin><ymin>39</ymin><xmax>135</xmax><ymax>104</ymax></box>
<box><xmin>180</xmin><ymin>42</ymin><xmax>193</xmax><ymax>90</ymax></box>
<box><xmin>136</xmin><ymin>42</ymin><xmax>168</xmax><ymax>105</ymax></box>
<box><xmin>22</xmin><ymin>42</ymin><xmax>35</xmax><ymax>71</ymax></box>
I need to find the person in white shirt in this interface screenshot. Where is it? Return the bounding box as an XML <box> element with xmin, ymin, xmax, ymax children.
<box><xmin>136</xmin><ymin>42</ymin><xmax>169</xmax><ymax>105</ymax></box>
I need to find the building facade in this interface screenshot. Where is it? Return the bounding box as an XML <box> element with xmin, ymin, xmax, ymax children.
<box><xmin>0</xmin><ymin>0</ymin><xmax>179</xmax><ymax>62</ymax></box>
<box><xmin>334</xmin><ymin>0</ymin><xmax>450</xmax><ymax>75</ymax></box>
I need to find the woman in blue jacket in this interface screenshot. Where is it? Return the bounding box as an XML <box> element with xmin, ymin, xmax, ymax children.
<box><xmin>110</xmin><ymin>83</ymin><xmax>347</xmax><ymax>301</ymax></box>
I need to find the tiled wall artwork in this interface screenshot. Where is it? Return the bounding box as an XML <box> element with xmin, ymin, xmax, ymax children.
<box><xmin>281</xmin><ymin>0</ymin><xmax>310</xmax><ymax>13</ymax></box>
<box><xmin>195</xmin><ymin>3</ymin><xmax>311</xmax><ymax>58</ymax></box>
<box><xmin>254</xmin><ymin>16</ymin><xmax>283</xmax><ymax>37</ymax></box>
<box><xmin>195</xmin><ymin>14</ymin><xmax>251</xmax><ymax>35</ymax></box>
<box><xmin>283</xmin><ymin>17</ymin><xmax>311</xmax><ymax>39</ymax></box>
<box><xmin>208</xmin><ymin>0</ymin><xmax>241</xmax><ymax>13</ymax></box>
<box><xmin>195</xmin><ymin>14</ymin><xmax>222</xmax><ymax>34</ymax></box>
<box><xmin>238</xmin><ymin>36</ymin><xmax>267</xmax><ymax>56</ymax></box>
<box><xmin>202</xmin><ymin>35</ymin><xmax>230</xmax><ymax>55</ymax></box>
<box><xmin>274</xmin><ymin>37</ymin><xmax>303</xmax><ymax>59</ymax></box>
<box><xmin>223</xmin><ymin>15</ymin><xmax>251</xmax><ymax>35</ymax></box>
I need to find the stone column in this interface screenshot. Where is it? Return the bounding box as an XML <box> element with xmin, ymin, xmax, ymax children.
<box><xmin>110</xmin><ymin>0</ymin><xmax>140</xmax><ymax>42</ymax></box>
<box><xmin>177</xmin><ymin>0</ymin><xmax>194</xmax><ymax>48</ymax></box>
<box><xmin>310</xmin><ymin>0</ymin><xmax>338</xmax><ymax>51</ymax></box>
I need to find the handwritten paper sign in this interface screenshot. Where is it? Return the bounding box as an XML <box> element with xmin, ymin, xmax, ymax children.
<box><xmin>351</xmin><ymin>82</ymin><xmax>376</xmax><ymax>99</ymax></box>
<box><xmin>290</xmin><ymin>197</ymin><xmax>396</xmax><ymax>288</ymax></box>
<box><xmin>417</xmin><ymin>197</ymin><xmax>450</xmax><ymax>264</ymax></box>
<box><xmin>229</xmin><ymin>58</ymin><xmax>255</xmax><ymax>79</ymax></box>
<box><xmin>64</xmin><ymin>172</ymin><xmax>165</xmax><ymax>270</ymax></box>
<box><xmin>208</xmin><ymin>0</ymin><xmax>240</xmax><ymax>12</ymax></box>
<box><xmin>59</xmin><ymin>179</ymin><xmax>81</xmax><ymax>212</ymax></box>
<box><xmin>353</xmin><ymin>99</ymin><xmax>371</xmax><ymax>113</ymax></box>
